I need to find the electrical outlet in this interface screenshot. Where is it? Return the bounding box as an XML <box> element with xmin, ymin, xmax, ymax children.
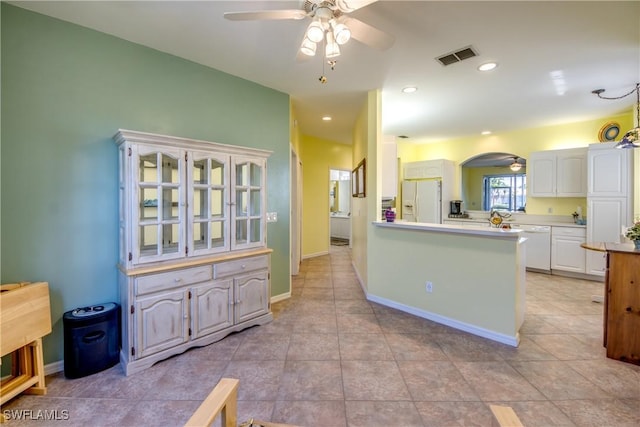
<box><xmin>266</xmin><ymin>212</ymin><xmax>278</xmax><ymax>222</ymax></box>
<box><xmin>547</xmin><ymin>207</ymin><xmax>553</xmax><ymax>214</ymax></box>
<box><xmin>425</xmin><ymin>281</ymin><xmax>433</xmax><ymax>293</ymax></box>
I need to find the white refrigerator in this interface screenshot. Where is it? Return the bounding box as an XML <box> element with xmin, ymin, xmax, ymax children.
<box><xmin>402</xmin><ymin>180</ymin><xmax>442</xmax><ymax>223</ymax></box>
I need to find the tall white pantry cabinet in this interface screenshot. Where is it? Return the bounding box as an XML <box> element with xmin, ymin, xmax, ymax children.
<box><xmin>586</xmin><ymin>142</ymin><xmax>634</xmax><ymax>276</ymax></box>
<box><xmin>115</xmin><ymin>130</ymin><xmax>273</xmax><ymax>375</ymax></box>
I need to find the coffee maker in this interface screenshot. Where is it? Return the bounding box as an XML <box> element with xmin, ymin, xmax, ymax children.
<box><xmin>449</xmin><ymin>200</ymin><xmax>465</xmax><ymax>218</ymax></box>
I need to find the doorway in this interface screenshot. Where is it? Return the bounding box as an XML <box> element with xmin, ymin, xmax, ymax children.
<box><xmin>329</xmin><ymin>169</ymin><xmax>351</xmax><ymax>247</ymax></box>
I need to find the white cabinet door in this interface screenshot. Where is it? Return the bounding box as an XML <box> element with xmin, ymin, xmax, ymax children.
<box><xmin>132</xmin><ymin>144</ymin><xmax>186</xmax><ymax>265</ymax></box>
<box><xmin>403</xmin><ymin>160</ymin><xmax>444</xmax><ymax>179</ymax></box>
<box><xmin>528</xmin><ymin>152</ymin><xmax>556</xmax><ymax>197</ymax></box>
<box><xmin>135</xmin><ymin>290</ymin><xmax>189</xmax><ymax>358</ymax></box>
<box><xmin>231</xmin><ymin>157</ymin><xmax>267</xmax><ymax>251</ymax></box>
<box><xmin>551</xmin><ymin>227</ymin><xmax>586</xmax><ymax>273</ymax></box>
<box><xmin>191</xmin><ymin>280</ymin><xmax>233</xmax><ymax>339</ymax></box>
<box><xmin>588</xmin><ymin>144</ymin><xmax>630</xmax><ymax>197</ymax></box>
<box><xmin>556</xmin><ymin>149</ymin><xmax>587</xmax><ymax>196</ymax></box>
<box><xmin>586</xmin><ymin>250</ymin><xmax>607</xmax><ymax>276</ymax></box>
<box><xmin>551</xmin><ymin>236</ymin><xmax>586</xmax><ymax>272</ymax></box>
<box><xmin>189</xmin><ymin>151</ymin><xmax>231</xmax><ymax>256</ymax></box>
<box><xmin>234</xmin><ymin>271</ymin><xmax>269</xmax><ymax>324</ymax></box>
<box><xmin>586</xmin><ymin>197</ymin><xmax>628</xmax><ymax>276</ymax></box>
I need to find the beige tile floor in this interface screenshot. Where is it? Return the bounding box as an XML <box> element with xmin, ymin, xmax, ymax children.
<box><xmin>3</xmin><ymin>245</ymin><xmax>640</xmax><ymax>426</ymax></box>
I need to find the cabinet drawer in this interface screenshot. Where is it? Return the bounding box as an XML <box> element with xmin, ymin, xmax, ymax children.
<box><xmin>136</xmin><ymin>265</ymin><xmax>212</xmax><ymax>296</ymax></box>
<box><xmin>552</xmin><ymin>227</ymin><xmax>586</xmax><ymax>237</ymax></box>
<box><xmin>214</xmin><ymin>255</ymin><xmax>269</xmax><ymax>278</ymax></box>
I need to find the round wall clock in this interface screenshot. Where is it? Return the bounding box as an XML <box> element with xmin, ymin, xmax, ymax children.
<box><xmin>598</xmin><ymin>121</ymin><xmax>620</xmax><ymax>142</ymax></box>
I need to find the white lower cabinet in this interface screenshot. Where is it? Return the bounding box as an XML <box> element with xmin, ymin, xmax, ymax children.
<box><xmin>135</xmin><ymin>290</ymin><xmax>189</xmax><ymax>359</ymax></box>
<box><xmin>191</xmin><ymin>279</ymin><xmax>233</xmax><ymax>339</ymax></box>
<box><xmin>551</xmin><ymin>227</ymin><xmax>586</xmax><ymax>273</ymax></box>
<box><xmin>120</xmin><ymin>250</ymin><xmax>272</xmax><ymax>375</ymax></box>
<box><xmin>330</xmin><ymin>216</ymin><xmax>350</xmax><ymax>239</ymax></box>
<box><xmin>235</xmin><ymin>271</ymin><xmax>269</xmax><ymax>323</ymax></box>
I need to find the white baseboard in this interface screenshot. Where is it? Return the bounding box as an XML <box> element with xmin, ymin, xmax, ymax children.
<box><xmin>271</xmin><ymin>291</ymin><xmax>291</xmax><ymax>304</ymax></box>
<box><xmin>366</xmin><ymin>294</ymin><xmax>520</xmax><ymax>347</ymax></box>
<box><xmin>302</xmin><ymin>251</ymin><xmax>329</xmax><ymax>259</ymax></box>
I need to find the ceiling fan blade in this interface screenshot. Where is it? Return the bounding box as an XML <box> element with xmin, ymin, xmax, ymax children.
<box><xmin>224</xmin><ymin>9</ymin><xmax>307</xmax><ymax>21</ymax></box>
<box><xmin>334</xmin><ymin>0</ymin><xmax>379</xmax><ymax>13</ymax></box>
<box><xmin>342</xmin><ymin>17</ymin><xmax>395</xmax><ymax>51</ymax></box>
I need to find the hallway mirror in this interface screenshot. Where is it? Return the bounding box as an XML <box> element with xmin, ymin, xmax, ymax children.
<box><xmin>329</xmin><ymin>169</ymin><xmax>351</xmax><ymax>246</ymax></box>
<box><xmin>329</xmin><ymin>169</ymin><xmax>351</xmax><ymax>215</ymax></box>
<box><xmin>461</xmin><ymin>153</ymin><xmax>526</xmax><ymax>212</ymax></box>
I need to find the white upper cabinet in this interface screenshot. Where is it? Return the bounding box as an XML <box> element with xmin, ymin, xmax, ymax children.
<box><xmin>403</xmin><ymin>159</ymin><xmax>449</xmax><ymax>180</ymax></box>
<box><xmin>116</xmin><ymin>130</ymin><xmax>271</xmax><ymax>268</ymax></box>
<box><xmin>528</xmin><ymin>147</ymin><xmax>587</xmax><ymax>197</ymax></box>
<box><xmin>588</xmin><ymin>142</ymin><xmax>630</xmax><ymax>197</ymax></box>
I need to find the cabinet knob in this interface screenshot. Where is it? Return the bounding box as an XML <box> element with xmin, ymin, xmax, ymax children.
<box><xmin>174</xmin><ymin>278</ymin><xmax>182</xmax><ymax>282</ymax></box>
<box><xmin>241</xmin><ymin>264</ymin><xmax>246</xmax><ymax>269</ymax></box>
<box><xmin>236</xmin><ymin>300</ymin><xmax>241</xmax><ymax>305</ymax></box>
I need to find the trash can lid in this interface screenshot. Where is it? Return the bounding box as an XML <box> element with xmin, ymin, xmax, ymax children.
<box><xmin>66</xmin><ymin>302</ymin><xmax>118</xmax><ymax>319</ymax></box>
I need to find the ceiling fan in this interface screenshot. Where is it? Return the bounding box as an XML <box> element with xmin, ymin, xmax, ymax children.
<box><xmin>223</xmin><ymin>0</ymin><xmax>395</xmax><ymax>60</ymax></box>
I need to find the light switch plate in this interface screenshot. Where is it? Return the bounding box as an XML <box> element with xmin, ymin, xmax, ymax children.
<box><xmin>267</xmin><ymin>212</ymin><xmax>278</xmax><ymax>222</ymax></box>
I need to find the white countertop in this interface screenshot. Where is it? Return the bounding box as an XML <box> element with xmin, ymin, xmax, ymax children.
<box><xmin>373</xmin><ymin>220</ymin><xmax>523</xmax><ymax>240</ymax></box>
<box><xmin>443</xmin><ymin>216</ymin><xmax>586</xmax><ymax>229</ymax></box>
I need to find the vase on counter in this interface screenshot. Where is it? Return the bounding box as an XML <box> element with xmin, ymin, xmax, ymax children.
<box><xmin>385</xmin><ymin>208</ymin><xmax>396</xmax><ymax>222</ymax></box>
<box><xmin>634</xmin><ymin>240</ymin><xmax>640</xmax><ymax>250</ymax></box>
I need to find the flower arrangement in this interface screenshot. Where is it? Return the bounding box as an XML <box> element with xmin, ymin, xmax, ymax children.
<box><xmin>625</xmin><ymin>221</ymin><xmax>640</xmax><ymax>241</ymax></box>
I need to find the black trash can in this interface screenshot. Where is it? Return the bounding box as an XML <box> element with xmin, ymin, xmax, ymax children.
<box><xmin>63</xmin><ymin>302</ymin><xmax>120</xmax><ymax>379</ymax></box>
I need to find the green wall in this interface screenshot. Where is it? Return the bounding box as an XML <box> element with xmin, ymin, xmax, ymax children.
<box><xmin>1</xmin><ymin>4</ymin><xmax>291</xmax><ymax>365</ymax></box>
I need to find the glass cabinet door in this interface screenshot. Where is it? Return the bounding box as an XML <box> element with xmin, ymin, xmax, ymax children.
<box><xmin>190</xmin><ymin>152</ymin><xmax>230</xmax><ymax>255</ymax></box>
<box><xmin>133</xmin><ymin>145</ymin><xmax>184</xmax><ymax>263</ymax></box>
<box><xmin>232</xmin><ymin>158</ymin><xmax>265</xmax><ymax>250</ymax></box>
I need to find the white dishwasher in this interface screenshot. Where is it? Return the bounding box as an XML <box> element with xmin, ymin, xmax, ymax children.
<box><xmin>518</xmin><ymin>225</ymin><xmax>551</xmax><ymax>272</ymax></box>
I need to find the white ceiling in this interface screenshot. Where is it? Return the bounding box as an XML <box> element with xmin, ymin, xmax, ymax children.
<box><xmin>10</xmin><ymin>1</ymin><xmax>640</xmax><ymax>145</ymax></box>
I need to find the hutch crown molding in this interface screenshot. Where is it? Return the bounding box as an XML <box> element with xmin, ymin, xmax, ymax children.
<box><xmin>115</xmin><ymin>129</ymin><xmax>273</xmax><ymax>375</ymax></box>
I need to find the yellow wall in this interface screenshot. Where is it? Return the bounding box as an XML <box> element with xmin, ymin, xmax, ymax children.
<box><xmin>398</xmin><ymin>112</ymin><xmax>633</xmax><ymax>216</ymax></box>
<box><xmin>299</xmin><ymin>134</ymin><xmax>352</xmax><ymax>257</ymax></box>
<box><xmin>351</xmin><ymin>91</ymin><xmax>380</xmax><ymax>289</ymax></box>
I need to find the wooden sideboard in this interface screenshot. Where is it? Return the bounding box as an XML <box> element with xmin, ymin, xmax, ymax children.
<box><xmin>584</xmin><ymin>242</ymin><xmax>640</xmax><ymax>365</ymax></box>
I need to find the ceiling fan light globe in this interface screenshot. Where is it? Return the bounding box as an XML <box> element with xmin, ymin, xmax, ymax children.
<box><xmin>300</xmin><ymin>38</ymin><xmax>317</xmax><ymax>56</ymax></box>
<box><xmin>332</xmin><ymin>23</ymin><xmax>351</xmax><ymax>44</ymax></box>
<box><xmin>306</xmin><ymin>21</ymin><xmax>325</xmax><ymax>43</ymax></box>
<box><xmin>325</xmin><ymin>31</ymin><xmax>341</xmax><ymax>58</ymax></box>
<box><xmin>510</xmin><ymin>162</ymin><xmax>522</xmax><ymax>172</ymax></box>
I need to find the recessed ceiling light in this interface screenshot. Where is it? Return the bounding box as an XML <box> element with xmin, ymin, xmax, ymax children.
<box><xmin>402</xmin><ymin>86</ymin><xmax>418</xmax><ymax>93</ymax></box>
<box><xmin>322</xmin><ymin>116</ymin><xmax>332</xmax><ymax>121</ymax></box>
<box><xmin>478</xmin><ymin>62</ymin><xmax>498</xmax><ymax>72</ymax></box>
<box><xmin>481</xmin><ymin>130</ymin><xmax>492</xmax><ymax>135</ymax></box>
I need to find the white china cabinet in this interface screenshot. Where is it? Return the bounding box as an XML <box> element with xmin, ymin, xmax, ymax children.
<box><xmin>115</xmin><ymin>130</ymin><xmax>273</xmax><ymax>375</ymax></box>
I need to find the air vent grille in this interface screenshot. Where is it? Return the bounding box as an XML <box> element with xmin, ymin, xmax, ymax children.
<box><xmin>436</xmin><ymin>46</ymin><xmax>478</xmax><ymax>66</ymax></box>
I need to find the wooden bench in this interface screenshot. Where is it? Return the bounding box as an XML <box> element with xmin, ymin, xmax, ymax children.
<box><xmin>1</xmin><ymin>282</ymin><xmax>52</xmax><ymax>409</ymax></box>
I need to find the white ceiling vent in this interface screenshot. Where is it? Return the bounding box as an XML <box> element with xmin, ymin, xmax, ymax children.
<box><xmin>436</xmin><ymin>46</ymin><xmax>478</xmax><ymax>66</ymax></box>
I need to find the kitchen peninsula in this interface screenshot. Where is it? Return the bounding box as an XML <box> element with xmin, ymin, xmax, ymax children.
<box><xmin>369</xmin><ymin>221</ymin><xmax>525</xmax><ymax>346</ymax></box>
